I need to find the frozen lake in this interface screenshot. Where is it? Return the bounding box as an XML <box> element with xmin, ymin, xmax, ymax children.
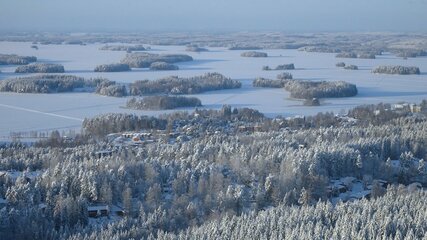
<box><xmin>0</xmin><ymin>41</ymin><xmax>427</xmax><ymax>138</ymax></box>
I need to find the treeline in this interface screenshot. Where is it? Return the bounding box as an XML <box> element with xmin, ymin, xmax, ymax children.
<box><xmin>392</xmin><ymin>49</ymin><xmax>427</xmax><ymax>58</ymax></box>
<box><xmin>0</xmin><ymin>75</ymin><xmax>127</xmax><ymax>97</ymax></box>
<box><xmin>94</xmin><ymin>63</ymin><xmax>130</xmax><ymax>72</ymax></box>
<box><xmin>82</xmin><ymin>113</ymin><xmax>167</xmax><ymax>137</ymax></box>
<box><xmin>263</xmin><ymin>63</ymin><xmax>295</xmax><ymax>71</ymax></box>
<box><xmin>99</xmin><ymin>45</ymin><xmax>146</xmax><ymax>51</ymax></box>
<box><xmin>277</xmin><ymin>72</ymin><xmax>293</xmax><ymax>80</ymax></box>
<box><xmin>344</xmin><ymin>65</ymin><xmax>358</xmax><ymax>70</ymax></box>
<box><xmin>336</xmin><ymin>52</ymin><xmax>376</xmax><ymax>59</ymax></box>
<box><xmin>185</xmin><ymin>45</ymin><xmax>208</xmax><ymax>52</ymax></box>
<box><xmin>120</xmin><ymin>53</ymin><xmax>193</xmax><ymax>68</ymax></box>
<box><xmin>0</xmin><ymin>54</ymin><xmax>37</xmax><ymax>65</ymax></box>
<box><xmin>372</xmin><ymin>65</ymin><xmax>421</xmax><ymax>75</ymax></box>
<box><xmin>149</xmin><ymin>62</ymin><xmax>179</xmax><ymax>71</ymax></box>
<box><xmin>126</xmin><ymin>96</ymin><xmax>202</xmax><ymax>110</ymax></box>
<box><xmin>129</xmin><ymin>73</ymin><xmax>241</xmax><ymax>95</ymax></box>
<box><xmin>79</xmin><ymin>190</ymin><xmax>427</xmax><ymax>240</ymax></box>
<box><xmin>95</xmin><ymin>80</ymin><xmax>127</xmax><ymax>97</ymax></box>
<box><xmin>241</xmin><ymin>51</ymin><xmax>268</xmax><ymax>57</ymax></box>
<box><xmin>0</xmin><ymin>75</ymin><xmax>99</xmax><ymax>93</ymax></box>
<box><xmin>285</xmin><ymin>80</ymin><xmax>358</xmax><ymax>99</ymax></box>
<box><xmin>229</xmin><ymin>46</ymin><xmax>262</xmax><ymax>50</ymax></box>
<box><xmin>15</xmin><ymin>63</ymin><xmax>65</xmax><ymax>73</ymax></box>
<box><xmin>253</xmin><ymin>78</ymin><xmax>288</xmax><ymax>88</ymax></box>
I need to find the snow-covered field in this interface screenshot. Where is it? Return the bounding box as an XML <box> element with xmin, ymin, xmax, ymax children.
<box><xmin>0</xmin><ymin>41</ymin><xmax>426</xmax><ymax>138</ymax></box>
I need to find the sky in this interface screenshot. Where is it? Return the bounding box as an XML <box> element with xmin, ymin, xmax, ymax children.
<box><xmin>0</xmin><ymin>0</ymin><xmax>426</xmax><ymax>33</ymax></box>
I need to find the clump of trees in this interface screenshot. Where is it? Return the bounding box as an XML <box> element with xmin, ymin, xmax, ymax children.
<box><xmin>372</xmin><ymin>65</ymin><xmax>420</xmax><ymax>75</ymax></box>
<box><xmin>253</xmin><ymin>78</ymin><xmax>288</xmax><ymax>88</ymax></box>
<box><xmin>228</xmin><ymin>46</ymin><xmax>262</xmax><ymax>50</ymax></box>
<box><xmin>126</xmin><ymin>96</ymin><xmax>202</xmax><ymax>110</ymax></box>
<box><xmin>82</xmin><ymin>113</ymin><xmax>167</xmax><ymax>137</ymax></box>
<box><xmin>15</xmin><ymin>63</ymin><xmax>65</xmax><ymax>73</ymax></box>
<box><xmin>277</xmin><ymin>72</ymin><xmax>293</xmax><ymax>80</ymax></box>
<box><xmin>336</xmin><ymin>52</ymin><xmax>357</xmax><ymax>58</ymax></box>
<box><xmin>94</xmin><ymin>63</ymin><xmax>130</xmax><ymax>72</ymax></box>
<box><xmin>0</xmin><ymin>75</ymin><xmax>126</xmax><ymax>96</ymax></box>
<box><xmin>344</xmin><ymin>65</ymin><xmax>358</xmax><ymax>70</ymax></box>
<box><xmin>336</xmin><ymin>62</ymin><xmax>346</xmax><ymax>67</ymax></box>
<box><xmin>149</xmin><ymin>62</ymin><xmax>179</xmax><ymax>71</ymax></box>
<box><xmin>263</xmin><ymin>64</ymin><xmax>295</xmax><ymax>71</ymax></box>
<box><xmin>185</xmin><ymin>45</ymin><xmax>208</xmax><ymax>52</ymax></box>
<box><xmin>393</xmin><ymin>49</ymin><xmax>427</xmax><ymax>58</ymax></box>
<box><xmin>120</xmin><ymin>53</ymin><xmax>193</xmax><ymax>68</ymax></box>
<box><xmin>0</xmin><ymin>54</ymin><xmax>37</xmax><ymax>65</ymax></box>
<box><xmin>304</xmin><ymin>98</ymin><xmax>320</xmax><ymax>106</ymax></box>
<box><xmin>0</xmin><ymin>75</ymin><xmax>98</xmax><ymax>93</ymax></box>
<box><xmin>99</xmin><ymin>45</ymin><xmax>146</xmax><ymax>51</ymax></box>
<box><xmin>241</xmin><ymin>51</ymin><xmax>268</xmax><ymax>57</ymax></box>
<box><xmin>129</xmin><ymin>73</ymin><xmax>241</xmax><ymax>95</ymax></box>
<box><xmin>285</xmin><ymin>80</ymin><xmax>358</xmax><ymax>99</ymax></box>
<box><xmin>95</xmin><ymin>80</ymin><xmax>127</xmax><ymax>97</ymax></box>
<box><xmin>336</xmin><ymin>52</ymin><xmax>376</xmax><ymax>59</ymax></box>
<box><xmin>357</xmin><ymin>52</ymin><xmax>376</xmax><ymax>59</ymax></box>
<box><xmin>276</xmin><ymin>64</ymin><xmax>295</xmax><ymax>70</ymax></box>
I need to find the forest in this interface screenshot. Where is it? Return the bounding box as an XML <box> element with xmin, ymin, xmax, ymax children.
<box><xmin>15</xmin><ymin>63</ymin><xmax>65</xmax><ymax>73</ymax></box>
<box><xmin>120</xmin><ymin>53</ymin><xmax>193</xmax><ymax>68</ymax></box>
<box><xmin>253</xmin><ymin>78</ymin><xmax>288</xmax><ymax>88</ymax></box>
<box><xmin>263</xmin><ymin>64</ymin><xmax>295</xmax><ymax>71</ymax></box>
<box><xmin>0</xmin><ymin>75</ymin><xmax>98</xmax><ymax>93</ymax></box>
<box><xmin>185</xmin><ymin>45</ymin><xmax>208</xmax><ymax>52</ymax></box>
<box><xmin>129</xmin><ymin>73</ymin><xmax>241</xmax><ymax>95</ymax></box>
<box><xmin>0</xmin><ymin>54</ymin><xmax>37</xmax><ymax>65</ymax></box>
<box><xmin>0</xmin><ymin>100</ymin><xmax>426</xmax><ymax>239</ymax></box>
<box><xmin>149</xmin><ymin>62</ymin><xmax>179</xmax><ymax>71</ymax></box>
<box><xmin>126</xmin><ymin>96</ymin><xmax>202</xmax><ymax>110</ymax></box>
<box><xmin>241</xmin><ymin>51</ymin><xmax>268</xmax><ymax>57</ymax></box>
<box><xmin>284</xmin><ymin>80</ymin><xmax>358</xmax><ymax>99</ymax></box>
<box><xmin>372</xmin><ymin>65</ymin><xmax>421</xmax><ymax>75</ymax></box>
<box><xmin>94</xmin><ymin>63</ymin><xmax>130</xmax><ymax>72</ymax></box>
<box><xmin>99</xmin><ymin>45</ymin><xmax>146</xmax><ymax>52</ymax></box>
<box><xmin>0</xmin><ymin>75</ymin><xmax>124</xmax><ymax>95</ymax></box>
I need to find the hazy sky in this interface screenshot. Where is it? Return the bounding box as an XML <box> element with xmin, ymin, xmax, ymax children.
<box><xmin>0</xmin><ymin>0</ymin><xmax>426</xmax><ymax>32</ymax></box>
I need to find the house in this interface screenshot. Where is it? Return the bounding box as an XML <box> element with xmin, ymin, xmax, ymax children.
<box><xmin>410</xmin><ymin>104</ymin><xmax>422</xmax><ymax>113</ymax></box>
<box><xmin>87</xmin><ymin>204</ymin><xmax>109</xmax><ymax>218</ymax></box>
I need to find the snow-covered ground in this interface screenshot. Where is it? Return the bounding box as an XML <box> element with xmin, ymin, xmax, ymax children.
<box><xmin>0</xmin><ymin>41</ymin><xmax>427</xmax><ymax>138</ymax></box>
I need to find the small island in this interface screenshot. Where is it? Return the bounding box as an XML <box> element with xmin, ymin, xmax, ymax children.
<box><xmin>129</xmin><ymin>72</ymin><xmax>241</xmax><ymax>95</ymax></box>
<box><xmin>94</xmin><ymin>63</ymin><xmax>131</xmax><ymax>72</ymax></box>
<box><xmin>121</xmin><ymin>52</ymin><xmax>193</xmax><ymax>68</ymax></box>
<box><xmin>263</xmin><ymin>64</ymin><xmax>295</xmax><ymax>71</ymax></box>
<box><xmin>284</xmin><ymin>80</ymin><xmax>358</xmax><ymax>99</ymax></box>
<box><xmin>0</xmin><ymin>75</ymin><xmax>94</xmax><ymax>93</ymax></box>
<box><xmin>241</xmin><ymin>51</ymin><xmax>268</xmax><ymax>57</ymax></box>
<box><xmin>99</xmin><ymin>45</ymin><xmax>146</xmax><ymax>52</ymax></box>
<box><xmin>344</xmin><ymin>65</ymin><xmax>358</xmax><ymax>70</ymax></box>
<box><xmin>126</xmin><ymin>96</ymin><xmax>202</xmax><ymax>110</ymax></box>
<box><xmin>253</xmin><ymin>78</ymin><xmax>288</xmax><ymax>88</ymax></box>
<box><xmin>0</xmin><ymin>54</ymin><xmax>37</xmax><ymax>65</ymax></box>
<box><xmin>149</xmin><ymin>62</ymin><xmax>179</xmax><ymax>71</ymax></box>
<box><xmin>336</xmin><ymin>52</ymin><xmax>376</xmax><ymax>59</ymax></box>
<box><xmin>185</xmin><ymin>45</ymin><xmax>208</xmax><ymax>52</ymax></box>
<box><xmin>15</xmin><ymin>63</ymin><xmax>65</xmax><ymax>73</ymax></box>
<box><xmin>336</xmin><ymin>62</ymin><xmax>346</xmax><ymax>67</ymax></box>
<box><xmin>372</xmin><ymin>65</ymin><xmax>420</xmax><ymax>75</ymax></box>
